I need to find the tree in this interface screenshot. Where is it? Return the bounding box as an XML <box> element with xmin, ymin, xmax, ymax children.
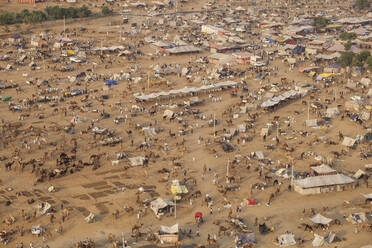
<box><xmin>3</xmin><ymin>26</ymin><xmax>10</xmax><ymax>32</ymax></box>
<box><xmin>344</xmin><ymin>40</ymin><xmax>352</xmax><ymax>51</ymax></box>
<box><xmin>312</xmin><ymin>17</ymin><xmax>329</xmax><ymax>29</ymax></box>
<box><xmin>101</xmin><ymin>6</ymin><xmax>113</xmax><ymax>16</ymax></box>
<box><xmin>339</xmin><ymin>32</ymin><xmax>357</xmax><ymax>41</ymax></box>
<box><xmin>366</xmin><ymin>56</ymin><xmax>372</xmax><ymax>70</ymax></box>
<box><xmin>77</xmin><ymin>5</ymin><xmax>92</xmax><ymax>18</ymax></box>
<box><xmin>0</xmin><ymin>12</ymin><xmax>15</xmax><ymax>25</ymax></box>
<box><xmin>338</xmin><ymin>51</ymin><xmax>354</xmax><ymax>67</ymax></box>
<box><xmin>355</xmin><ymin>0</ymin><xmax>370</xmax><ymax>10</ymax></box>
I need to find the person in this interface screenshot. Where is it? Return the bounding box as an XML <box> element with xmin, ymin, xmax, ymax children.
<box><xmin>209</xmin><ymin>207</ymin><xmax>213</xmax><ymax>215</ymax></box>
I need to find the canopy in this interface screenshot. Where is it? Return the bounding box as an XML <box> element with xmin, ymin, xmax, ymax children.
<box><xmin>277</xmin><ymin>233</ymin><xmax>296</xmax><ymax>247</ymax></box>
<box><xmin>299</xmin><ymin>66</ymin><xmax>320</xmax><ymax>73</ymax></box>
<box><xmin>105</xmin><ymin>80</ymin><xmax>118</xmax><ymax>86</ymax></box>
<box><xmin>361</xmin><ymin>193</ymin><xmax>372</xmax><ymax>199</ymax></box>
<box><xmin>171</xmin><ymin>180</ymin><xmax>188</xmax><ymax>195</ymax></box>
<box><xmin>151</xmin><ymin>198</ymin><xmax>174</xmax><ymax>212</ymax></box>
<box><xmin>128</xmin><ymin>156</ymin><xmax>146</xmax><ymax>166</ymax></box>
<box><xmin>236</xmin><ymin>233</ymin><xmax>256</xmax><ymax>244</ymax></box>
<box><xmin>160</xmin><ymin>224</ymin><xmax>179</xmax><ymax>234</ymax></box>
<box><xmin>309</xmin><ymin>213</ymin><xmax>333</xmax><ymax>225</ymax></box>
<box><xmin>195</xmin><ymin>212</ymin><xmax>203</xmax><ymax>219</ymax></box>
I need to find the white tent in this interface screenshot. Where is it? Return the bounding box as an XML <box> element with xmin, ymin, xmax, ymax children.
<box><xmin>163</xmin><ymin>109</ymin><xmax>175</xmax><ymax>119</ymax></box>
<box><xmin>312</xmin><ymin>233</ymin><xmax>325</xmax><ymax>247</ymax></box>
<box><xmin>326</xmin><ymin>107</ymin><xmax>340</xmax><ymax>118</ymax></box>
<box><xmin>160</xmin><ymin>224</ymin><xmax>179</xmax><ymax>234</ymax></box>
<box><xmin>277</xmin><ymin>233</ymin><xmax>296</xmax><ymax>247</ymax></box>
<box><xmin>142</xmin><ymin>126</ymin><xmax>157</xmax><ymax>136</ymax></box>
<box><xmin>85</xmin><ymin>212</ymin><xmax>95</xmax><ymax>223</ymax></box>
<box><xmin>150</xmin><ymin>198</ymin><xmax>174</xmax><ymax>215</ymax></box>
<box><xmin>341</xmin><ymin>137</ymin><xmax>356</xmax><ymax>147</ymax></box>
<box><xmin>309</xmin><ymin>213</ymin><xmax>333</xmax><ymax>225</ymax></box>
<box><xmin>128</xmin><ymin>156</ymin><xmax>146</xmax><ymax>166</ymax></box>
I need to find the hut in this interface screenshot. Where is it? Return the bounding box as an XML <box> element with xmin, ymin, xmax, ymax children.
<box><xmin>294</xmin><ymin>174</ymin><xmax>354</xmax><ymax>195</ymax></box>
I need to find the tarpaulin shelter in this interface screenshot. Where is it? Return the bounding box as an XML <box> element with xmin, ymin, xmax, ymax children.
<box><xmin>299</xmin><ymin>66</ymin><xmax>320</xmax><ymax>73</ymax></box>
<box><xmin>347</xmin><ymin>213</ymin><xmax>367</xmax><ymax>224</ymax></box>
<box><xmin>157</xmin><ymin>224</ymin><xmax>179</xmax><ymax>244</ymax></box>
<box><xmin>128</xmin><ymin>156</ymin><xmax>146</xmax><ymax>166</ymax></box>
<box><xmin>292</xmin><ymin>45</ymin><xmax>305</xmax><ymax>54</ymax></box>
<box><xmin>105</xmin><ymin>80</ymin><xmax>118</xmax><ymax>86</ymax></box>
<box><xmin>259</xmin><ymin>223</ymin><xmax>271</xmax><ymax>234</ymax></box>
<box><xmin>341</xmin><ymin>137</ymin><xmax>356</xmax><ymax>147</ymax></box>
<box><xmin>309</xmin><ymin>213</ymin><xmax>333</xmax><ymax>225</ymax></box>
<box><xmin>171</xmin><ymin>180</ymin><xmax>188</xmax><ymax>200</ymax></box>
<box><xmin>235</xmin><ymin>233</ymin><xmax>256</xmax><ymax>247</ymax></box>
<box><xmin>195</xmin><ymin>212</ymin><xmax>203</xmax><ymax>220</ymax></box>
<box><xmin>277</xmin><ymin>232</ymin><xmax>296</xmax><ymax>247</ymax></box>
<box><xmin>150</xmin><ymin>198</ymin><xmax>174</xmax><ymax>216</ymax></box>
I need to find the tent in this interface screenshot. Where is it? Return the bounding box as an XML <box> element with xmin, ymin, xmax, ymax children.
<box><xmin>259</xmin><ymin>223</ymin><xmax>271</xmax><ymax>234</ymax></box>
<box><xmin>142</xmin><ymin>126</ymin><xmax>157</xmax><ymax>136</ymax></box>
<box><xmin>85</xmin><ymin>213</ymin><xmax>96</xmax><ymax>223</ymax></box>
<box><xmin>341</xmin><ymin>137</ymin><xmax>356</xmax><ymax>147</ymax></box>
<box><xmin>277</xmin><ymin>232</ymin><xmax>296</xmax><ymax>247</ymax></box>
<box><xmin>222</xmin><ymin>143</ymin><xmax>234</xmax><ymax>152</ymax></box>
<box><xmin>105</xmin><ymin>80</ymin><xmax>118</xmax><ymax>86</ymax></box>
<box><xmin>150</xmin><ymin>198</ymin><xmax>174</xmax><ymax>216</ymax></box>
<box><xmin>157</xmin><ymin>224</ymin><xmax>179</xmax><ymax>244</ymax></box>
<box><xmin>195</xmin><ymin>212</ymin><xmax>203</xmax><ymax>219</ymax></box>
<box><xmin>163</xmin><ymin>109</ymin><xmax>175</xmax><ymax>119</ymax></box>
<box><xmin>309</xmin><ymin>213</ymin><xmax>333</xmax><ymax>225</ymax></box>
<box><xmin>128</xmin><ymin>156</ymin><xmax>146</xmax><ymax>166</ymax></box>
<box><xmin>326</xmin><ymin>108</ymin><xmax>340</xmax><ymax>118</ymax></box>
<box><xmin>171</xmin><ymin>180</ymin><xmax>188</xmax><ymax>200</ymax></box>
<box><xmin>312</xmin><ymin>232</ymin><xmax>335</xmax><ymax>246</ymax></box>
<box><xmin>312</xmin><ymin>233</ymin><xmax>325</xmax><ymax>247</ymax></box>
<box><xmin>353</xmin><ymin>169</ymin><xmax>366</xmax><ymax>179</ymax></box>
<box><xmin>236</xmin><ymin>233</ymin><xmax>256</xmax><ymax>247</ymax></box>
<box><xmin>347</xmin><ymin>213</ymin><xmax>367</xmax><ymax>224</ymax></box>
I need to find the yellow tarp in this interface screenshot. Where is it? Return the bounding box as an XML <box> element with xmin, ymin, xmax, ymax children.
<box><xmin>171</xmin><ymin>182</ymin><xmax>188</xmax><ymax>195</ymax></box>
<box><xmin>309</xmin><ymin>71</ymin><xmax>316</xmax><ymax>77</ymax></box>
<box><xmin>319</xmin><ymin>73</ymin><xmax>336</xmax><ymax>78</ymax></box>
<box><xmin>326</xmin><ymin>24</ymin><xmax>342</xmax><ymax>29</ymax></box>
<box><xmin>67</xmin><ymin>50</ymin><xmax>75</xmax><ymax>55</ymax></box>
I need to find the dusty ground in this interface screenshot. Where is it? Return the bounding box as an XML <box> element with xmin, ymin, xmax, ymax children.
<box><xmin>0</xmin><ymin>0</ymin><xmax>371</xmax><ymax>248</ymax></box>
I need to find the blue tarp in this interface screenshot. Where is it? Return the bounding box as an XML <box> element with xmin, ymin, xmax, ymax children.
<box><xmin>264</xmin><ymin>37</ymin><xmax>275</xmax><ymax>43</ymax></box>
<box><xmin>105</xmin><ymin>80</ymin><xmax>118</xmax><ymax>86</ymax></box>
<box><xmin>255</xmin><ymin>73</ymin><xmax>266</xmax><ymax>80</ymax></box>
<box><xmin>293</xmin><ymin>45</ymin><xmax>305</xmax><ymax>55</ymax></box>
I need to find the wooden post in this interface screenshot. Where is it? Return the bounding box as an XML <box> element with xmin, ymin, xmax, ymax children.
<box><xmin>213</xmin><ymin>113</ymin><xmax>216</xmax><ymax>137</ymax></box>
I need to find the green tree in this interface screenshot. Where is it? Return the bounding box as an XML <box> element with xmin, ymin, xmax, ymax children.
<box><xmin>3</xmin><ymin>26</ymin><xmax>10</xmax><ymax>32</ymax></box>
<box><xmin>313</xmin><ymin>17</ymin><xmax>329</xmax><ymax>29</ymax></box>
<box><xmin>344</xmin><ymin>40</ymin><xmax>352</xmax><ymax>51</ymax></box>
<box><xmin>23</xmin><ymin>11</ymin><xmax>47</xmax><ymax>24</ymax></box>
<box><xmin>355</xmin><ymin>0</ymin><xmax>370</xmax><ymax>10</ymax></box>
<box><xmin>77</xmin><ymin>5</ymin><xmax>91</xmax><ymax>18</ymax></box>
<box><xmin>338</xmin><ymin>51</ymin><xmax>354</xmax><ymax>67</ymax></box>
<box><xmin>366</xmin><ymin>56</ymin><xmax>372</xmax><ymax>70</ymax></box>
<box><xmin>0</xmin><ymin>12</ymin><xmax>15</xmax><ymax>25</ymax></box>
<box><xmin>339</xmin><ymin>32</ymin><xmax>357</xmax><ymax>40</ymax></box>
<box><xmin>101</xmin><ymin>6</ymin><xmax>113</xmax><ymax>16</ymax></box>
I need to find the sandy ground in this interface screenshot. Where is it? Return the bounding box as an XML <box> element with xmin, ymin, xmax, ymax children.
<box><xmin>0</xmin><ymin>0</ymin><xmax>371</xmax><ymax>248</ymax></box>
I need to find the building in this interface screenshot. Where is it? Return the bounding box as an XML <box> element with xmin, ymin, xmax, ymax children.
<box><xmin>18</xmin><ymin>0</ymin><xmax>47</xmax><ymax>3</ymax></box>
<box><xmin>310</xmin><ymin>164</ymin><xmax>337</xmax><ymax>176</ymax></box>
<box><xmin>294</xmin><ymin>174</ymin><xmax>354</xmax><ymax>195</ymax></box>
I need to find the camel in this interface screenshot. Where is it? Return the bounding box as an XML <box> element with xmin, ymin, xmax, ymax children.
<box><xmin>175</xmin><ymin>241</ymin><xmax>183</xmax><ymax>247</ymax></box>
<box><xmin>131</xmin><ymin>223</ymin><xmax>143</xmax><ymax>234</ymax></box>
<box><xmin>218</xmin><ymin>225</ymin><xmax>230</xmax><ymax>236</ymax></box>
